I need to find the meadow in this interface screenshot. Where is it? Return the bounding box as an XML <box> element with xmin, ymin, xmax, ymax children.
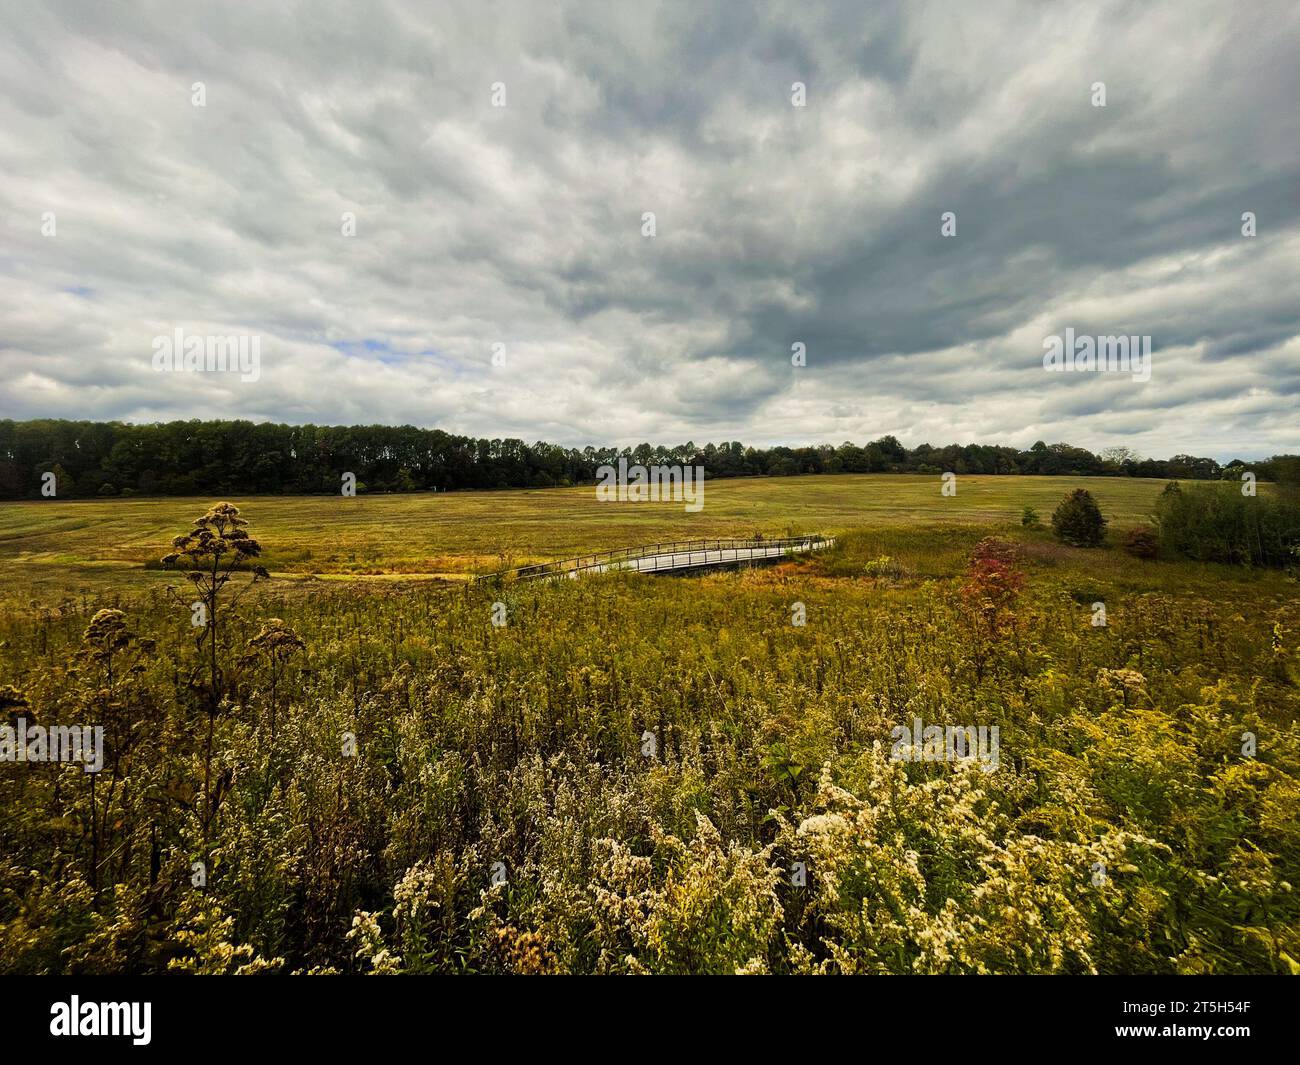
<box><xmin>2</xmin><ymin>474</ymin><xmax>1171</xmax><ymax>604</ymax></box>
<box><xmin>1</xmin><ymin>476</ymin><xmax>1297</xmax><ymax>974</ymax></box>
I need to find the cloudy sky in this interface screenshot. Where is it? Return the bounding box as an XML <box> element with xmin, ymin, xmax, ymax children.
<box><xmin>2</xmin><ymin>0</ymin><xmax>1297</xmax><ymax>460</ymax></box>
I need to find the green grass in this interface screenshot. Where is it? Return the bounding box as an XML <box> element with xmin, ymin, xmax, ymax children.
<box><xmin>0</xmin><ymin>475</ymin><xmax>1175</xmax><ymax>605</ymax></box>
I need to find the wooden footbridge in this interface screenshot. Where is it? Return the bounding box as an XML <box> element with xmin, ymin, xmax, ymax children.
<box><xmin>475</xmin><ymin>535</ymin><xmax>833</xmax><ymax>583</ymax></box>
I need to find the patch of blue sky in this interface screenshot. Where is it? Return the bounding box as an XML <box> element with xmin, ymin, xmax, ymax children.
<box><xmin>330</xmin><ymin>338</ymin><xmax>463</xmax><ymax>372</ymax></box>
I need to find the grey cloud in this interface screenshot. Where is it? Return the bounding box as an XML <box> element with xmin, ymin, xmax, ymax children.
<box><xmin>0</xmin><ymin>0</ymin><xmax>1297</xmax><ymax>461</ymax></box>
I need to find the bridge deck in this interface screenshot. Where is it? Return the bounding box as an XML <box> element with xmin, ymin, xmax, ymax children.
<box><xmin>581</xmin><ymin>541</ymin><xmax>828</xmax><ymax>576</ymax></box>
<box><xmin>477</xmin><ymin>535</ymin><xmax>833</xmax><ymax>583</ymax></box>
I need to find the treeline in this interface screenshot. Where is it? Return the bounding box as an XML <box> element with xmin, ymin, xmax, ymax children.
<box><xmin>1</xmin><ymin>418</ymin><xmax>1295</xmax><ymax>499</ymax></box>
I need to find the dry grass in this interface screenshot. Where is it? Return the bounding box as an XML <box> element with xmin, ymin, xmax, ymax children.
<box><xmin>0</xmin><ymin>474</ymin><xmax>1176</xmax><ymax>608</ymax></box>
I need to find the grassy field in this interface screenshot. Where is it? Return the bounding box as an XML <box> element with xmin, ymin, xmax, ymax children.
<box><xmin>1</xmin><ymin>474</ymin><xmax>1177</xmax><ymax>605</ymax></box>
<box><xmin>2</xmin><ymin>475</ymin><xmax>1297</xmax><ymax>974</ymax></box>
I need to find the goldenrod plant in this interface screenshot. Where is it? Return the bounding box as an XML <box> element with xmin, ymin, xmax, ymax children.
<box><xmin>2</xmin><ymin>508</ymin><xmax>1296</xmax><ymax>974</ymax></box>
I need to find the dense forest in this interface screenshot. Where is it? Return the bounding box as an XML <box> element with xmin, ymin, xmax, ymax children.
<box><xmin>1</xmin><ymin>418</ymin><xmax>1294</xmax><ymax>499</ymax></box>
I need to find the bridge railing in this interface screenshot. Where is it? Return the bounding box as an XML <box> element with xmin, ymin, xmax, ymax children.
<box><xmin>474</xmin><ymin>535</ymin><xmax>831</xmax><ymax>584</ymax></box>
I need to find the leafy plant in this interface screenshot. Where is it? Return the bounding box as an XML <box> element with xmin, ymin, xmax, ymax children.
<box><xmin>1154</xmin><ymin>481</ymin><xmax>1300</xmax><ymax>566</ymax></box>
<box><xmin>1052</xmin><ymin>488</ymin><xmax>1108</xmax><ymax>547</ymax></box>
<box><xmin>1123</xmin><ymin>526</ymin><xmax>1159</xmax><ymax>559</ymax></box>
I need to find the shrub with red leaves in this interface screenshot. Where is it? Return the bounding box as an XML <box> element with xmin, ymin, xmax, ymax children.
<box><xmin>1123</xmin><ymin>526</ymin><xmax>1159</xmax><ymax>559</ymax></box>
<box><xmin>960</xmin><ymin>553</ymin><xmax>1027</xmax><ymax>649</ymax></box>
<box><xmin>961</xmin><ymin>558</ymin><xmax>1025</xmax><ymax>612</ymax></box>
<box><xmin>970</xmin><ymin>537</ymin><xmax>1022</xmax><ymax>566</ymax></box>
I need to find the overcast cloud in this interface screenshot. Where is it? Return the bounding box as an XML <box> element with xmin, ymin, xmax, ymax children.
<box><xmin>1</xmin><ymin>0</ymin><xmax>1297</xmax><ymax>460</ymax></box>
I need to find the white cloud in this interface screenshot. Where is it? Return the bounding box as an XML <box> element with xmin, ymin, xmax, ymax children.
<box><xmin>0</xmin><ymin>0</ymin><xmax>1297</xmax><ymax>460</ymax></box>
